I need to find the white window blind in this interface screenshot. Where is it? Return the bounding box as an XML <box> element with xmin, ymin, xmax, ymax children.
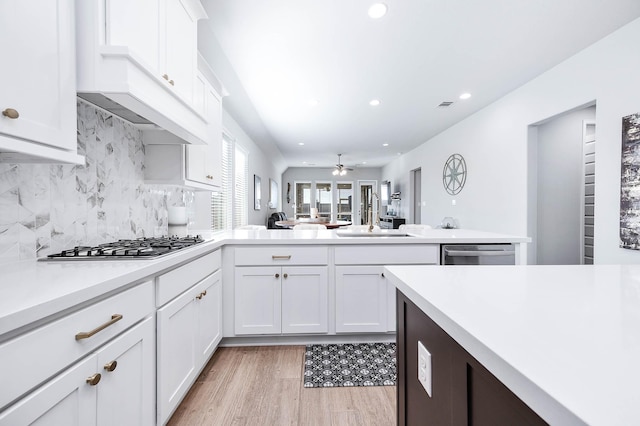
<box><xmin>234</xmin><ymin>145</ymin><xmax>248</xmax><ymax>228</ymax></box>
<box><xmin>211</xmin><ymin>134</ymin><xmax>233</xmax><ymax>231</ymax></box>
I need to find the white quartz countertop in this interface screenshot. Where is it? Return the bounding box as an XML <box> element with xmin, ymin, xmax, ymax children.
<box><xmin>219</xmin><ymin>228</ymin><xmax>530</xmax><ymax>244</ymax></box>
<box><xmin>383</xmin><ymin>264</ymin><xmax>640</xmax><ymax>426</ymax></box>
<box><xmin>0</xmin><ymin>228</ymin><xmax>527</xmax><ymax>338</ymax></box>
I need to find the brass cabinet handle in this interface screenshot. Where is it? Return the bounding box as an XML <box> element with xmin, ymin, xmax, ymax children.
<box><xmin>86</xmin><ymin>373</ymin><xmax>101</xmax><ymax>386</ymax></box>
<box><xmin>169</xmin><ymin>79</ymin><xmax>175</xmax><ymax>86</ymax></box>
<box><xmin>162</xmin><ymin>74</ymin><xmax>169</xmax><ymax>80</ymax></box>
<box><xmin>104</xmin><ymin>361</ymin><xmax>118</xmax><ymax>372</ymax></box>
<box><xmin>2</xmin><ymin>108</ymin><xmax>19</xmax><ymax>119</ymax></box>
<box><xmin>283</xmin><ymin>273</ymin><xmax>288</xmax><ymax>279</ymax></box>
<box><xmin>206</xmin><ymin>175</ymin><xmax>213</xmax><ymax>179</ymax></box>
<box><xmin>196</xmin><ymin>290</ymin><xmax>207</xmax><ymax>300</ymax></box>
<box><xmin>75</xmin><ymin>314</ymin><xmax>123</xmax><ymax>340</ymax></box>
<box><xmin>272</xmin><ymin>255</ymin><xmax>292</xmax><ymax>260</ymax></box>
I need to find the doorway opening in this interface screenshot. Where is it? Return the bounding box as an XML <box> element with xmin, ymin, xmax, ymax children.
<box><xmin>527</xmin><ymin>102</ymin><xmax>596</xmax><ymax>265</ymax></box>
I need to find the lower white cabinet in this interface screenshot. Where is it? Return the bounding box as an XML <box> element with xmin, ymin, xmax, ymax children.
<box><xmin>234</xmin><ymin>266</ymin><xmax>328</xmax><ymax>335</ymax></box>
<box><xmin>335</xmin><ymin>266</ymin><xmax>388</xmax><ymax>333</ymax></box>
<box><xmin>0</xmin><ymin>317</ymin><xmax>155</xmax><ymax>426</ymax></box>
<box><xmin>157</xmin><ymin>269</ymin><xmax>222</xmax><ymax>425</ymax></box>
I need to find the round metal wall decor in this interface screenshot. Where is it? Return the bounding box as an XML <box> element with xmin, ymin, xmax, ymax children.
<box><xmin>442</xmin><ymin>154</ymin><xmax>467</xmax><ymax>195</ymax></box>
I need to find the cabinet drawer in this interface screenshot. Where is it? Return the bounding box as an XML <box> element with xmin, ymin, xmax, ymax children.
<box><xmin>234</xmin><ymin>246</ymin><xmax>328</xmax><ymax>266</ymax></box>
<box><xmin>156</xmin><ymin>249</ymin><xmax>221</xmax><ymax>306</ymax></box>
<box><xmin>335</xmin><ymin>245</ymin><xmax>439</xmax><ymax>265</ymax></box>
<box><xmin>0</xmin><ymin>280</ymin><xmax>154</xmax><ymax>410</ymax></box>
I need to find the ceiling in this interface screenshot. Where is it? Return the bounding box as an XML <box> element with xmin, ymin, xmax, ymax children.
<box><xmin>202</xmin><ymin>0</ymin><xmax>640</xmax><ymax>169</ymax></box>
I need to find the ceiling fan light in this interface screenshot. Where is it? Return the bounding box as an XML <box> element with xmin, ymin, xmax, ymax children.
<box><xmin>332</xmin><ymin>169</ymin><xmax>339</xmax><ymax>176</ymax></box>
<box><xmin>340</xmin><ymin>169</ymin><xmax>347</xmax><ymax>176</ymax></box>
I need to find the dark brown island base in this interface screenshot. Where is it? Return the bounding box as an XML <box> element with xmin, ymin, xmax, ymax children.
<box><xmin>396</xmin><ymin>290</ymin><xmax>547</xmax><ymax>425</ymax></box>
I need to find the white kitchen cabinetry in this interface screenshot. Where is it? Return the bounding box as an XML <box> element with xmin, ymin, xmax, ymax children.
<box><xmin>235</xmin><ymin>266</ymin><xmax>328</xmax><ymax>335</ymax></box>
<box><xmin>0</xmin><ymin>0</ymin><xmax>82</xmax><ymax>164</ymax></box>
<box><xmin>335</xmin><ymin>266</ymin><xmax>388</xmax><ymax>333</ymax></box>
<box><xmin>156</xmin><ymin>251</ymin><xmax>222</xmax><ymax>425</ymax></box>
<box><xmin>0</xmin><ymin>283</ymin><xmax>155</xmax><ymax>425</ymax></box>
<box><xmin>334</xmin><ymin>245</ymin><xmax>439</xmax><ymax>333</ymax></box>
<box><xmin>76</xmin><ymin>0</ymin><xmax>209</xmax><ymax>146</ymax></box>
<box><xmin>234</xmin><ymin>246</ymin><xmax>329</xmax><ymax>335</ymax></box>
<box><xmin>145</xmin><ymin>59</ymin><xmax>224</xmax><ymax>191</ymax></box>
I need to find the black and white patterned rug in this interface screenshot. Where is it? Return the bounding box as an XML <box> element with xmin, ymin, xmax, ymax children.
<box><xmin>303</xmin><ymin>343</ymin><xmax>396</xmax><ymax>388</ymax></box>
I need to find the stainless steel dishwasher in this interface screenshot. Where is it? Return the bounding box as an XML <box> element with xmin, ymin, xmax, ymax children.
<box><xmin>441</xmin><ymin>244</ymin><xmax>516</xmax><ymax>265</ymax></box>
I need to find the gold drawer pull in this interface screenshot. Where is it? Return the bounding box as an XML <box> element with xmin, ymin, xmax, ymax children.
<box><xmin>162</xmin><ymin>74</ymin><xmax>169</xmax><ymax>80</ymax></box>
<box><xmin>272</xmin><ymin>255</ymin><xmax>291</xmax><ymax>260</ymax></box>
<box><xmin>206</xmin><ymin>175</ymin><xmax>213</xmax><ymax>179</ymax></box>
<box><xmin>86</xmin><ymin>373</ymin><xmax>101</xmax><ymax>386</ymax></box>
<box><xmin>104</xmin><ymin>361</ymin><xmax>118</xmax><ymax>372</ymax></box>
<box><xmin>169</xmin><ymin>79</ymin><xmax>175</xmax><ymax>86</ymax></box>
<box><xmin>75</xmin><ymin>314</ymin><xmax>123</xmax><ymax>340</ymax></box>
<box><xmin>2</xmin><ymin>108</ymin><xmax>19</xmax><ymax>119</ymax></box>
<box><xmin>196</xmin><ymin>290</ymin><xmax>207</xmax><ymax>300</ymax></box>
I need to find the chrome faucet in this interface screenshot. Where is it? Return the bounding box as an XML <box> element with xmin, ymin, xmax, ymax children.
<box><xmin>368</xmin><ymin>192</ymin><xmax>381</xmax><ymax>232</ymax></box>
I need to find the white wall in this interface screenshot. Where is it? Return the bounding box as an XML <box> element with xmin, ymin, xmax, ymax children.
<box><xmin>224</xmin><ymin>111</ymin><xmax>288</xmax><ymax>227</ymax></box>
<box><xmin>535</xmin><ymin>106</ymin><xmax>596</xmax><ymax>265</ymax></box>
<box><xmin>382</xmin><ymin>17</ymin><xmax>640</xmax><ymax>264</ymax></box>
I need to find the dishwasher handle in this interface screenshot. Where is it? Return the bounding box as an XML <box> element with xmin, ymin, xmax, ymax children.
<box><xmin>444</xmin><ymin>249</ymin><xmax>514</xmax><ymax>257</ymax></box>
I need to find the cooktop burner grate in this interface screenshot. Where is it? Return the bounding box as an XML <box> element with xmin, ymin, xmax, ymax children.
<box><xmin>42</xmin><ymin>235</ymin><xmax>205</xmax><ymax>260</ymax></box>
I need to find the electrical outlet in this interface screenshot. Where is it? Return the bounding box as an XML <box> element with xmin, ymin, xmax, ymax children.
<box><xmin>417</xmin><ymin>341</ymin><xmax>432</xmax><ymax>397</ymax></box>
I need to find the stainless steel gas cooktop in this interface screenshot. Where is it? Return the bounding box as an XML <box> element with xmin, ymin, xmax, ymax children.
<box><xmin>41</xmin><ymin>235</ymin><xmax>205</xmax><ymax>261</ymax></box>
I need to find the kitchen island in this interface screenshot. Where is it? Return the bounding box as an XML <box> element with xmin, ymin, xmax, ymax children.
<box><xmin>384</xmin><ymin>264</ymin><xmax>640</xmax><ymax>426</ymax></box>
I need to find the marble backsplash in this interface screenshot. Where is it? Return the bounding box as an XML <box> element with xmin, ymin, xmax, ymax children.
<box><xmin>0</xmin><ymin>100</ymin><xmax>195</xmax><ymax>261</ymax></box>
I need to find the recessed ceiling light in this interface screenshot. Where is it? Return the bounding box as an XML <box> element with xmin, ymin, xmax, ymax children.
<box><xmin>459</xmin><ymin>93</ymin><xmax>471</xmax><ymax>100</ymax></box>
<box><xmin>369</xmin><ymin>99</ymin><xmax>381</xmax><ymax>106</ymax></box>
<box><xmin>368</xmin><ymin>3</ymin><xmax>388</xmax><ymax>19</ymax></box>
<box><xmin>362</xmin><ymin>161</ymin><xmax>367</xmax><ymax>165</ymax></box>
<box><xmin>383</xmin><ymin>143</ymin><xmax>389</xmax><ymax>147</ymax></box>
<box><xmin>298</xmin><ymin>142</ymin><xmax>305</xmax><ymax>146</ymax></box>
<box><xmin>302</xmin><ymin>161</ymin><xmax>307</xmax><ymax>164</ymax></box>
<box><xmin>308</xmin><ymin>98</ymin><xmax>319</xmax><ymax>107</ymax></box>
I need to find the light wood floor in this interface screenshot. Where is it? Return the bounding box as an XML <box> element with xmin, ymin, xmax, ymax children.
<box><xmin>167</xmin><ymin>346</ymin><xmax>397</xmax><ymax>426</ymax></box>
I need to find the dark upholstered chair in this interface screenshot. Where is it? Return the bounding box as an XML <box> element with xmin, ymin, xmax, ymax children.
<box><xmin>267</xmin><ymin>212</ymin><xmax>290</xmax><ymax>229</ymax></box>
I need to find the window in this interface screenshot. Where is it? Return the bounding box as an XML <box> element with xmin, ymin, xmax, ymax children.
<box><xmin>336</xmin><ymin>182</ymin><xmax>353</xmax><ymax>221</ymax></box>
<box><xmin>211</xmin><ymin>133</ymin><xmax>248</xmax><ymax>231</ymax></box>
<box><xmin>211</xmin><ymin>134</ymin><xmax>233</xmax><ymax>231</ymax></box>
<box><xmin>315</xmin><ymin>182</ymin><xmax>332</xmax><ymax>219</ymax></box>
<box><xmin>234</xmin><ymin>145</ymin><xmax>248</xmax><ymax>228</ymax></box>
<box><xmin>295</xmin><ymin>181</ymin><xmax>311</xmax><ymax>218</ymax></box>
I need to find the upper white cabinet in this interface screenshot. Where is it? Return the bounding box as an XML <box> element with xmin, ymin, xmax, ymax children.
<box><xmin>76</xmin><ymin>0</ymin><xmax>210</xmax><ymax>145</ymax></box>
<box><xmin>0</xmin><ymin>0</ymin><xmax>83</xmax><ymax>164</ymax></box>
<box><xmin>145</xmin><ymin>56</ymin><xmax>225</xmax><ymax>191</ymax></box>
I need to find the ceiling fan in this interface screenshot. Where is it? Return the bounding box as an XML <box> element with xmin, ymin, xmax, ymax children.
<box><xmin>332</xmin><ymin>154</ymin><xmax>353</xmax><ymax>176</ymax></box>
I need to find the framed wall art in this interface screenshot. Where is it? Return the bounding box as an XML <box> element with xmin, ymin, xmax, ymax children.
<box><xmin>620</xmin><ymin>112</ymin><xmax>640</xmax><ymax>249</ymax></box>
<box><xmin>254</xmin><ymin>174</ymin><xmax>261</xmax><ymax>210</ymax></box>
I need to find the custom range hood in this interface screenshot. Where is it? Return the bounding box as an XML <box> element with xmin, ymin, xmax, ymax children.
<box><xmin>75</xmin><ymin>0</ymin><xmax>209</xmax><ymax>145</ymax></box>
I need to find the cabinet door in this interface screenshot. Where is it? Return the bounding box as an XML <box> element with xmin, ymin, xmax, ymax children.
<box><xmin>96</xmin><ymin>317</ymin><xmax>155</xmax><ymax>426</ymax></box>
<box><xmin>335</xmin><ymin>266</ymin><xmax>388</xmax><ymax>333</ymax></box>
<box><xmin>282</xmin><ymin>266</ymin><xmax>329</xmax><ymax>334</ymax></box>
<box><xmin>235</xmin><ymin>266</ymin><xmax>282</xmax><ymax>335</ymax></box>
<box><xmin>196</xmin><ymin>270</ymin><xmax>222</xmax><ymax>362</ymax></box>
<box><xmin>0</xmin><ymin>355</ymin><xmax>97</xmax><ymax>426</ymax></box>
<box><xmin>157</xmin><ymin>287</ymin><xmax>198</xmax><ymax>425</ymax></box>
<box><xmin>160</xmin><ymin>0</ymin><xmax>204</xmax><ymax>103</ymax></box>
<box><xmin>104</xmin><ymin>0</ymin><xmax>159</xmax><ymax>71</ymax></box>
<box><xmin>0</xmin><ymin>0</ymin><xmax>76</xmax><ymax>151</ymax></box>
<box><xmin>387</xmin><ymin>278</ymin><xmax>396</xmax><ymax>332</ymax></box>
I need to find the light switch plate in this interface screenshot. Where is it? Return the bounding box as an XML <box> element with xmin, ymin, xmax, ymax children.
<box><xmin>417</xmin><ymin>340</ymin><xmax>432</xmax><ymax>397</ymax></box>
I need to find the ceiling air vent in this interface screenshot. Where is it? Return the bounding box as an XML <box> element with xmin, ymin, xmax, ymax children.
<box><xmin>437</xmin><ymin>101</ymin><xmax>454</xmax><ymax>108</ymax></box>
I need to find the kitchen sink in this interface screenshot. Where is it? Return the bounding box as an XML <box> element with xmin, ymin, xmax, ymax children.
<box><xmin>336</xmin><ymin>231</ymin><xmax>413</xmax><ymax>238</ymax></box>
